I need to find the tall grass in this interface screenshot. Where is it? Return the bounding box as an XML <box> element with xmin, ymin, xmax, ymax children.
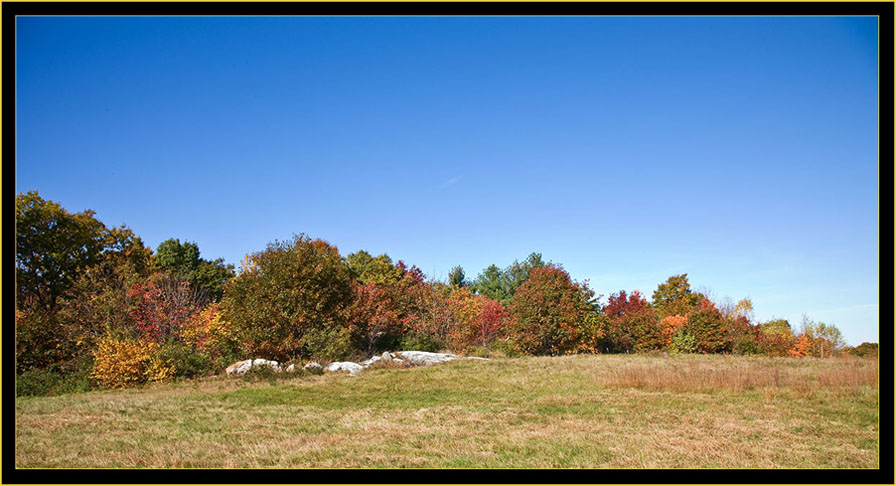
<box><xmin>594</xmin><ymin>356</ymin><xmax>878</xmax><ymax>394</ymax></box>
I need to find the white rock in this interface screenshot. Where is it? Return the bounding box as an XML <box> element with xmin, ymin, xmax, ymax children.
<box><xmin>361</xmin><ymin>356</ymin><xmax>382</xmax><ymax>367</ymax></box>
<box><xmin>286</xmin><ymin>364</ymin><xmax>296</xmax><ymax>372</ymax></box>
<box><xmin>226</xmin><ymin>358</ymin><xmax>281</xmax><ymax>375</ymax></box>
<box><xmin>325</xmin><ymin>361</ymin><xmax>364</xmax><ymax>376</ymax></box>
<box><xmin>304</xmin><ymin>361</ymin><xmax>322</xmax><ymax>370</ymax></box>
<box><xmin>226</xmin><ymin>359</ymin><xmax>253</xmax><ymax>376</ymax></box>
<box><xmin>381</xmin><ymin>351</ymin><xmax>394</xmax><ymax>362</ymax></box>
<box><xmin>252</xmin><ymin>359</ymin><xmax>282</xmax><ymax>372</ymax></box>
<box><xmin>396</xmin><ymin>351</ymin><xmax>460</xmax><ymax>366</ymax></box>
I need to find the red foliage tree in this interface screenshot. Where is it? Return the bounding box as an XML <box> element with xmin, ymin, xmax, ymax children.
<box><xmin>128</xmin><ymin>273</ymin><xmax>206</xmax><ymax>343</ymax></box>
<box><xmin>604</xmin><ymin>290</ymin><xmax>662</xmax><ymax>352</ymax></box>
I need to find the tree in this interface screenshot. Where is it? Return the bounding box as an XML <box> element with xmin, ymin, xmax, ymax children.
<box><xmin>128</xmin><ymin>273</ymin><xmax>208</xmax><ymax>343</ymax></box>
<box><xmin>346</xmin><ymin>250</ymin><xmax>403</xmax><ymax>285</ymax></box>
<box><xmin>155</xmin><ymin>238</ymin><xmax>235</xmax><ymax>301</ymax></box>
<box><xmin>448</xmin><ymin>265</ymin><xmax>467</xmax><ymax>287</ymax></box>
<box><xmin>508</xmin><ymin>265</ymin><xmax>596</xmax><ymax>355</ymax></box>
<box><xmin>684</xmin><ymin>299</ymin><xmax>731</xmax><ymax>354</ymax></box>
<box><xmin>15</xmin><ymin>191</ymin><xmax>153</xmax><ymax>374</ymax></box>
<box><xmin>760</xmin><ymin>319</ymin><xmax>794</xmax><ymax>338</ymax></box>
<box><xmin>604</xmin><ymin>290</ymin><xmax>661</xmax><ymax>352</ymax></box>
<box><xmin>17</xmin><ymin>191</ymin><xmax>111</xmax><ymax>312</ymax></box>
<box><xmin>799</xmin><ymin>315</ymin><xmax>845</xmax><ymax>358</ymax></box>
<box><xmin>220</xmin><ymin>234</ymin><xmax>354</xmax><ymax>362</ymax></box>
<box><xmin>504</xmin><ymin>252</ymin><xmax>546</xmax><ymax>294</ymax></box>
<box><xmin>471</xmin><ymin>264</ymin><xmax>512</xmax><ymax>304</ymax></box>
<box><xmin>652</xmin><ymin>274</ymin><xmax>702</xmax><ymax>318</ymax></box>
<box><xmin>848</xmin><ymin>342</ymin><xmax>878</xmax><ymax>358</ymax></box>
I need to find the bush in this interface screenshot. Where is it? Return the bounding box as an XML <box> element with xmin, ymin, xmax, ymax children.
<box><xmin>490</xmin><ymin>337</ymin><xmax>522</xmax><ymax>358</ymax></box>
<box><xmin>298</xmin><ymin>325</ymin><xmax>356</xmax><ymax>361</ymax></box>
<box><xmin>669</xmin><ymin>330</ymin><xmax>697</xmax><ymax>354</ymax></box>
<box><xmin>156</xmin><ymin>341</ymin><xmax>215</xmax><ymax>379</ymax></box>
<box><xmin>16</xmin><ymin>367</ymin><xmax>93</xmax><ymax>397</ymax></box>
<box><xmin>91</xmin><ymin>338</ymin><xmax>173</xmax><ymax>388</ymax></box>
<box><xmin>181</xmin><ymin>303</ymin><xmax>240</xmax><ymax>368</ymax></box>
<box><xmin>398</xmin><ymin>332</ymin><xmax>442</xmax><ymax>353</ymax></box>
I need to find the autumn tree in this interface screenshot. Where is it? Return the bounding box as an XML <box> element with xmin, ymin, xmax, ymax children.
<box><xmin>220</xmin><ymin>234</ymin><xmax>354</xmax><ymax>362</ymax></box>
<box><xmin>848</xmin><ymin>342</ymin><xmax>878</xmax><ymax>358</ymax></box>
<box><xmin>128</xmin><ymin>273</ymin><xmax>208</xmax><ymax>343</ymax></box>
<box><xmin>16</xmin><ymin>191</ymin><xmax>148</xmax><ymax>313</ymax></box>
<box><xmin>346</xmin><ymin>250</ymin><xmax>403</xmax><ymax>285</ymax></box>
<box><xmin>684</xmin><ymin>299</ymin><xmax>731</xmax><ymax>354</ymax></box>
<box><xmin>652</xmin><ymin>274</ymin><xmax>702</xmax><ymax>318</ymax></box>
<box><xmin>15</xmin><ymin>191</ymin><xmax>153</xmax><ymax>374</ymax></box>
<box><xmin>508</xmin><ymin>265</ymin><xmax>596</xmax><ymax>355</ymax></box>
<box><xmin>604</xmin><ymin>290</ymin><xmax>662</xmax><ymax>352</ymax></box>
<box><xmin>799</xmin><ymin>315</ymin><xmax>845</xmax><ymax>358</ymax></box>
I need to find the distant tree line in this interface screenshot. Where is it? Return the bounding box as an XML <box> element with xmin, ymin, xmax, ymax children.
<box><xmin>15</xmin><ymin>191</ymin><xmax>873</xmax><ymax>395</ymax></box>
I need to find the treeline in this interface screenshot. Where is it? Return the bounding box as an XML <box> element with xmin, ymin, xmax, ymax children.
<box><xmin>15</xmin><ymin>191</ymin><xmax>877</xmax><ymax>395</ymax></box>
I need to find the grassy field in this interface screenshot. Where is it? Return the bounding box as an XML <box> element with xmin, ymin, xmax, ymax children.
<box><xmin>14</xmin><ymin>354</ymin><xmax>879</xmax><ymax>468</ymax></box>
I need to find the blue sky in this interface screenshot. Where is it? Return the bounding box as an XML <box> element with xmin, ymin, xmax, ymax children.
<box><xmin>16</xmin><ymin>16</ymin><xmax>879</xmax><ymax>345</ymax></box>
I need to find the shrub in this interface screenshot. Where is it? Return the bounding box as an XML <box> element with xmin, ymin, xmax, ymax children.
<box><xmin>489</xmin><ymin>336</ymin><xmax>522</xmax><ymax>358</ymax></box>
<box><xmin>91</xmin><ymin>338</ymin><xmax>173</xmax><ymax>388</ymax></box>
<box><xmin>398</xmin><ymin>331</ymin><xmax>442</xmax><ymax>353</ymax></box>
<box><xmin>298</xmin><ymin>325</ymin><xmax>356</xmax><ymax>361</ymax></box>
<box><xmin>156</xmin><ymin>340</ymin><xmax>215</xmax><ymax>379</ymax></box>
<box><xmin>181</xmin><ymin>303</ymin><xmax>240</xmax><ymax>368</ymax></box>
<box><xmin>573</xmin><ymin>311</ymin><xmax>609</xmax><ymax>353</ymax></box>
<box><xmin>16</xmin><ymin>367</ymin><xmax>93</xmax><ymax>397</ymax></box>
<box><xmin>669</xmin><ymin>329</ymin><xmax>697</xmax><ymax>354</ymax></box>
<box><xmin>660</xmin><ymin>315</ymin><xmax>688</xmax><ymax>349</ymax></box>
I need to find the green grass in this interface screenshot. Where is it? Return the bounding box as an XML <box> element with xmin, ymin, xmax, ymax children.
<box><xmin>14</xmin><ymin>354</ymin><xmax>879</xmax><ymax>468</ymax></box>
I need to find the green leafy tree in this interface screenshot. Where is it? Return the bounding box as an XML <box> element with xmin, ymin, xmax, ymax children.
<box><xmin>504</xmin><ymin>252</ymin><xmax>546</xmax><ymax>293</ymax></box>
<box><xmin>471</xmin><ymin>264</ymin><xmax>512</xmax><ymax>304</ymax></box>
<box><xmin>155</xmin><ymin>238</ymin><xmax>235</xmax><ymax>301</ymax></box>
<box><xmin>220</xmin><ymin>234</ymin><xmax>354</xmax><ymax>362</ymax></box>
<box><xmin>448</xmin><ymin>265</ymin><xmax>467</xmax><ymax>287</ymax></box>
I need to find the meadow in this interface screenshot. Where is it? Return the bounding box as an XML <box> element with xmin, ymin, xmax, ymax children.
<box><xmin>14</xmin><ymin>353</ymin><xmax>879</xmax><ymax>469</ymax></box>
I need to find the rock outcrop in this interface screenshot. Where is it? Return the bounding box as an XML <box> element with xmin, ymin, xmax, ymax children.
<box><xmin>226</xmin><ymin>359</ymin><xmax>282</xmax><ymax>375</ymax></box>
<box><xmin>324</xmin><ymin>361</ymin><xmax>364</xmax><ymax>376</ymax></box>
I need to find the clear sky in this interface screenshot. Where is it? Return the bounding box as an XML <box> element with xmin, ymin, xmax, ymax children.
<box><xmin>16</xmin><ymin>16</ymin><xmax>879</xmax><ymax>345</ymax></box>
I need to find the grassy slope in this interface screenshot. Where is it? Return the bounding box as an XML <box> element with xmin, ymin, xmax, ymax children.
<box><xmin>15</xmin><ymin>354</ymin><xmax>879</xmax><ymax>468</ymax></box>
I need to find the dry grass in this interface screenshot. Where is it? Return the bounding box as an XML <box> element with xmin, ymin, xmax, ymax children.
<box><xmin>15</xmin><ymin>354</ymin><xmax>879</xmax><ymax>469</ymax></box>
